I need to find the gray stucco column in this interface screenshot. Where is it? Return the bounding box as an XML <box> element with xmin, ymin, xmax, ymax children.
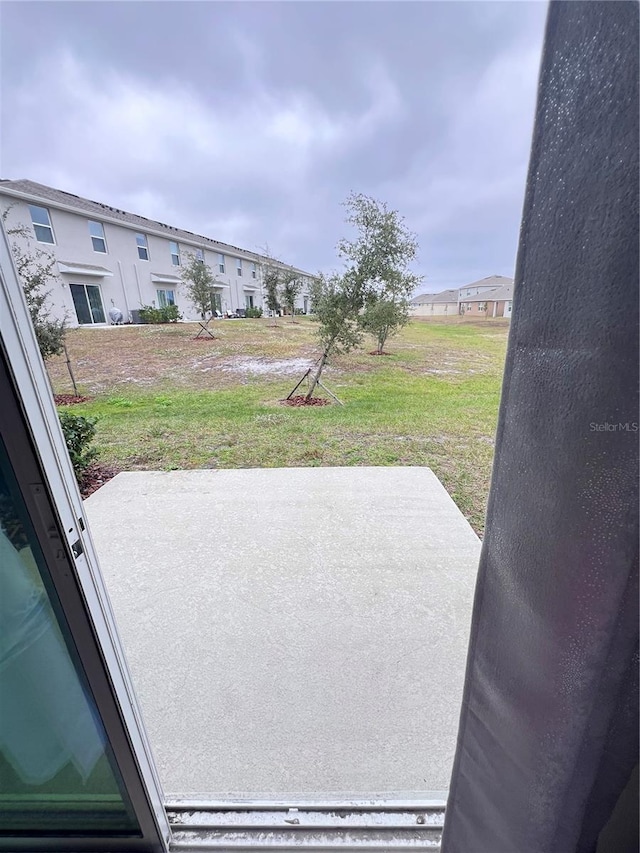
<box><xmin>441</xmin><ymin>3</ymin><xmax>639</xmax><ymax>852</ymax></box>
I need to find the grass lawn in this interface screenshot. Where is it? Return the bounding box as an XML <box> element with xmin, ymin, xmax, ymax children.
<box><xmin>48</xmin><ymin>317</ymin><xmax>510</xmax><ymax>535</ymax></box>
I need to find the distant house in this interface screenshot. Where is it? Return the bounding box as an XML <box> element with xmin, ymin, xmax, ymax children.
<box><xmin>457</xmin><ymin>274</ymin><xmax>512</xmax><ymax>299</ymax></box>
<box><xmin>410</xmin><ymin>288</ymin><xmax>459</xmax><ymax>317</ymax></box>
<box><xmin>459</xmin><ymin>281</ymin><xmax>514</xmax><ymax>319</ymax></box>
<box><xmin>411</xmin><ymin>275</ymin><xmax>515</xmax><ymax>320</ymax></box>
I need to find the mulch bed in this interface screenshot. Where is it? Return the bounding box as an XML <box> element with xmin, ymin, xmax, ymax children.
<box><xmin>282</xmin><ymin>395</ymin><xmax>331</xmax><ymax>407</ymax></box>
<box><xmin>368</xmin><ymin>351</ymin><xmax>391</xmax><ymax>356</ymax></box>
<box><xmin>79</xmin><ymin>463</ymin><xmax>119</xmax><ymax>499</ymax></box>
<box><xmin>54</xmin><ymin>394</ymin><xmax>92</xmax><ymax>405</ymax></box>
<box><xmin>191</xmin><ymin>336</ymin><xmax>217</xmax><ymax>342</ymax></box>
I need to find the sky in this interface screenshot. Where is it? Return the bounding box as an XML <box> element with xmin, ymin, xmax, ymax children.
<box><xmin>0</xmin><ymin>1</ymin><xmax>548</xmax><ymax>293</ymax></box>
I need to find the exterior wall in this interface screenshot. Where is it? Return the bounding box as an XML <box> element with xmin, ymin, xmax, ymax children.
<box><xmin>410</xmin><ymin>301</ymin><xmax>458</xmax><ymax>317</ymax></box>
<box><xmin>487</xmin><ymin>300</ymin><xmax>513</xmax><ymax>318</ymax></box>
<box><xmin>0</xmin><ymin>193</ymin><xmax>313</xmax><ymax>325</ymax></box>
<box><xmin>459</xmin><ymin>301</ymin><xmax>489</xmax><ymax>317</ymax></box>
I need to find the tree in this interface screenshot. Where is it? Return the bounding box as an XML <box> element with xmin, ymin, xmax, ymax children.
<box><xmin>3</xmin><ymin>215</ymin><xmax>80</xmax><ymax>394</ymax></box>
<box><xmin>303</xmin><ymin>271</ymin><xmax>364</xmax><ymax>400</ymax></box>
<box><xmin>259</xmin><ymin>248</ymin><xmax>281</xmax><ymax>324</ymax></box>
<box><xmin>360</xmin><ymin>297</ymin><xmax>410</xmax><ymax>355</ymax></box>
<box><xmin>338</xmin><ymin>192</ymin><xmax>422</xmax><ymax>354</ymax></box>
<box><xmin>280</xmin><ymin>268</ymin><xmax>302</xmax><ymax>322</ymax></box>
<box><xmin>180</xmin><ymin>253</ymin><xmax>218</xmax><ymax>320</ymax></box>
<box><xmin>6</xmin><ymin>221</ymin><xmax>67</xmax><ymax>360</ymax></box>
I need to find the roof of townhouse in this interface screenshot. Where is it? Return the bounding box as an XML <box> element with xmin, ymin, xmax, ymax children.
<box><xmin>0</xmin><ymin>178</ymin><xmax>313</xmax><ymax>277</ymax></box>
<box><xmin>463</xmin><ymin>282</ymin><xmax>515</xmax><ymax>302</ymax></box>
<box><xmin>411</xmin><ymin>288</ymin><xmax>459</xmax><ymax>304</ymax></box>
<box><xmin>459</xmin><ymin>274</ymin><xmax>513</xmax><ymax>292</ymax></box>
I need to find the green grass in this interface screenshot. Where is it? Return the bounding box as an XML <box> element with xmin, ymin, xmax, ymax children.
<box><xmin>50</xmin><ymin>318</ymin><xmax>509</xmax><ymax>535</ymax></box>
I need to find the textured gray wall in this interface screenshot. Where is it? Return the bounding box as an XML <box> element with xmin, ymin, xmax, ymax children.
<box><xmin>442</xmin><ymin>3</ymin><xmax>639</xmax><ymax>852</ymax></box>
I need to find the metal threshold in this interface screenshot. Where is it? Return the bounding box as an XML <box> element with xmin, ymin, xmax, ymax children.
<box><xmin>166</xmin><ymin>797</ymin><xmax>446</xmax><ymax>851</ymax></box>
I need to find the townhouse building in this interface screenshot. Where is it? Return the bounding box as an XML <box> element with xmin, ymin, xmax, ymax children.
<box><xmin>410</xmin><ymin>275</ymin><xmax>514</xmax><ymax>319</ymax></box>
<box><xmin>0</xmin><ymin>179</ymin><xmax>315</xmax><ymax>325</ymax></box>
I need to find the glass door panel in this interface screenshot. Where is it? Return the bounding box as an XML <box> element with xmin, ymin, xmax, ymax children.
<box><xmin>0</xmin><ymin>437</ymin><xmax>139</xmax><ymax>836</ymax></box>
<box><xmin>70</xmin><ymin>284</ymin><xmax>92</xmax><ymax>325</ymax></box>
<box><xmin>86</xmin><ymin>285</ymin><xmax>106</xmax><ymax>324</ymax></box>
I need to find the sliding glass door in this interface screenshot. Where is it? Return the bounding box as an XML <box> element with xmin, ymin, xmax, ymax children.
<box><xmin>0</xmin><ymin>224</ymin><xmax>168</xmax><ymax>852</ymax></box>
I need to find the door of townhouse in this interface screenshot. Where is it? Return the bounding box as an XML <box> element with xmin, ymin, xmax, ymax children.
<box><xmin>70</xmin><ymin>283</ymin><xmax>106</xmax><ymax>325</ymax></box>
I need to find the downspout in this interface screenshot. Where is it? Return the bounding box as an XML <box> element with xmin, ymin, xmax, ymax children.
<box><xmin>117</xmin><ymin>260</ymin><xmax>132</xmax><ymax>321</ymax></box>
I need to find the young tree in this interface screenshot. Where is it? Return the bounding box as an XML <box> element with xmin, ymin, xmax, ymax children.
<box><xmin>180</xmin><ymin>253</ymin><xmax>217</xmax><ymax>320</ymax></box>
<box><xmin>7</xmin><ymin>222</ymin><xmax>67</xmax><ymax>360</ymax></box>
<box><xmin>260</xmin><ymin>249</ymin><xmax>281</xmax><ymax>324</ymax></box>
<box><xmin>338</xmin><ymin>192</ymin><xmax>422</xmax><ymax>354</ymax></box>
<box><xmin>303</xmin><ymin>271</ymin><xmax>363</xmax><ymax>400</ymax></box>
<box><xmin>3</xmin><ymin>216</ymin><xmax>80</xmax><ymax>394</ymax></box>
<box><xmin>280</xmin><ymin>268</ymin><xmax>302</xmax><ymax>322</ymax></box>
<box><xmin>360</xmin><ymin>296</ymin><xmax>410</xmax><ymax>355</ymax></box>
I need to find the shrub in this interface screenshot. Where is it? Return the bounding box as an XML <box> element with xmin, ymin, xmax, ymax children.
<box><xmin>139</xmin><ymin>304</ymin><xmax>182</xmax><ymax>324</ymax></box>
<box><xmin>245</xmin><ymin>306</ymin><xmax>263</xmax><ymax>318</ymax></box>
<box><xmin>58</xmin><ymin>412</ymin><xmax>98</xmax><ymax>481</ymax></box>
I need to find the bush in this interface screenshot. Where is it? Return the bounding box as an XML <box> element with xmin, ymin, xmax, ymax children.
<box><xmin>139</xmin><ymin>304</ymin><xmax>182</xmax><ymax>324</ymax></box>
<box><xmin>58</xmin><ymin>412</ymin><xmax>98</xmax><ymax>481</ymax></box>
<box><xmin>245</xmin><ymin>306</ymin><xmax>263</xmax><ymax>318</ymax></box>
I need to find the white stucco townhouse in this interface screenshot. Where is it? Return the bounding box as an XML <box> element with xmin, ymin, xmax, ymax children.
<box><xmin>0</xmin><ymin>179</ymin><xmax>316</xmax><ymax>326</ymax></box>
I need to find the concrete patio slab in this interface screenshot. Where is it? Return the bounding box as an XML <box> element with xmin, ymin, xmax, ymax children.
<box><xmin>85</xmin><ymin>467</ymin><xmax>480</xmax><ymax>796</ymax></box>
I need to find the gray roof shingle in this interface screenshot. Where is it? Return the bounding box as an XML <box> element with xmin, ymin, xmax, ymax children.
<box><xmin>0</xmin><ymin>178</ymin><xmax>312</xmax><ymax>276</ymax></box>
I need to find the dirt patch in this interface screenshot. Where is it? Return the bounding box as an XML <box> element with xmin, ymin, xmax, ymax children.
<box><xmin>368</xmin><ymin>351</ymin><xmax>391</xmax><ymax>356</ymax></box>
<box><xmin>79</xmin><ymin>462</ymin><xmax>119</xmax><ymax>498</ymax></box>
<box><xmin>54</xmin><ymin>394</ymin><xmax>92</xmax><ymax>405</ymax></box>
<box><xmin>282</xmin><ymin>395</ymin><xmax>331</xmax><ymax>407</ymax></box>
<box><xmin>219</xmin><ymin>356</ymin><xmax>314</xmax><ymax>376</ymax></box>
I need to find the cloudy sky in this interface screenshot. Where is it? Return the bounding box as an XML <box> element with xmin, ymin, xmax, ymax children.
<box><xmin>1</xmin><ymin>1</ymin><xmax>547</xmax><ymax>292</ymax></box>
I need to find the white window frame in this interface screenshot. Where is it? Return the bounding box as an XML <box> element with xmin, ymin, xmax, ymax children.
<box><xmin>218</xmin><ymin>253</ymin><xmax>225</xmax><ymax>274</ymax></box>
<box><xmin>28</xmin><ymin>204</ymin><xmax>55</xmax><ymax>244</ymax></box>
<box><xmin>136</xmin><ymin>233</ymin><xmax>149</xmax><ymax>261</ymax></box>
<box><xmin>236</xmin><ymin>258</ymin><xmax>242</xmax><ymax>276</ymax></box>
<box><xmin>169</xmin><ymin>241</ymin><xmax>180</xmax><ymax>266</ymax></box>
<box><xmin>251</xmin><ymin>262</ymin><xmax>257</xmax><ymax>279</ymax></box>
<box><xmin>196</xmin><ymin>248</ymin><xmax>205</xmax><ymax>263</ymax></box>
<box><xmin>156</xmin><ymin>288</ymin><xmax>176</xmax><ymax>308</ymax></box>
<box><xmin>88</xmin><ymin>220</ymin><xmax>107</xmax><ymax>253</ymax></box>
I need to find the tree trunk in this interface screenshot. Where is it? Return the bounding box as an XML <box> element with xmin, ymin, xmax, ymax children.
<box><xmin>63</xmin><ymin>342</ymin><xmax>79</xmax><ymax>396</ymax></box>
<box><xmin>377</xmin><ymin>328</ymin><xmax>388</xmax><ymax>354</ymax></box>
<box><xmin>305</xmin><ymin>350</ymin><xmax>328</xmax><ymax>401</ymax></box>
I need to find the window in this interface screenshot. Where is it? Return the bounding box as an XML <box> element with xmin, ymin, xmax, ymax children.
<box><xmin>209</xmin><ymin>289</ymin><xmax>222</xmax><ymax>314</ymax></box>
<box><xmin>88</xmin><ymin>220</ymin><xmax>107</xmax><ymax>253</ymax></box>
<box><xmin>169</xmin><ymin>241</ymin><xmax>180</xmax><ymax>266</ymax></box>
<box><xmin>28</xmin><ymin>205</ymin><xmax>55</xmax><ymax>244</ymax></box>
<box><xmin>70</xmin><ymin>283</ymin><xmax>106</xmax><ymax>324</ymax></box>
<box><xmin>251</xmin><ymin>262</ymin><xmax>257</xmax><ymax>279</ymax></box>
<box><xmin>245</xmin><ymin>293</ymin><xmax>254</xmax><ymax>309</ymax></box>
<box><xmin>196</xmin><ymin>248</ymin><xmax>205</xmax><ymax>263</ymax></box>
<box><xmin>156</xmin><ymin>289</ymin><xmax>175</xmax><ymax>308</ymax></box>
<box><xmin>236</xmin><ymin>258</ymin><xmax>242</xmax><ymax>276</ymax></box>
<box><xmin>479</xmin><ymin>302</ymin><xmax>487</xmax><ymax>311</ymax></box>
<box><xmin>218</xmin><ymin>253</ymin><xmax>225</xmax><ymax>274</ymax></box>
<box><xmin>136</xmin><ymin>233</ymin><xmax>149</xmax><ymax>260</ymax></box>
